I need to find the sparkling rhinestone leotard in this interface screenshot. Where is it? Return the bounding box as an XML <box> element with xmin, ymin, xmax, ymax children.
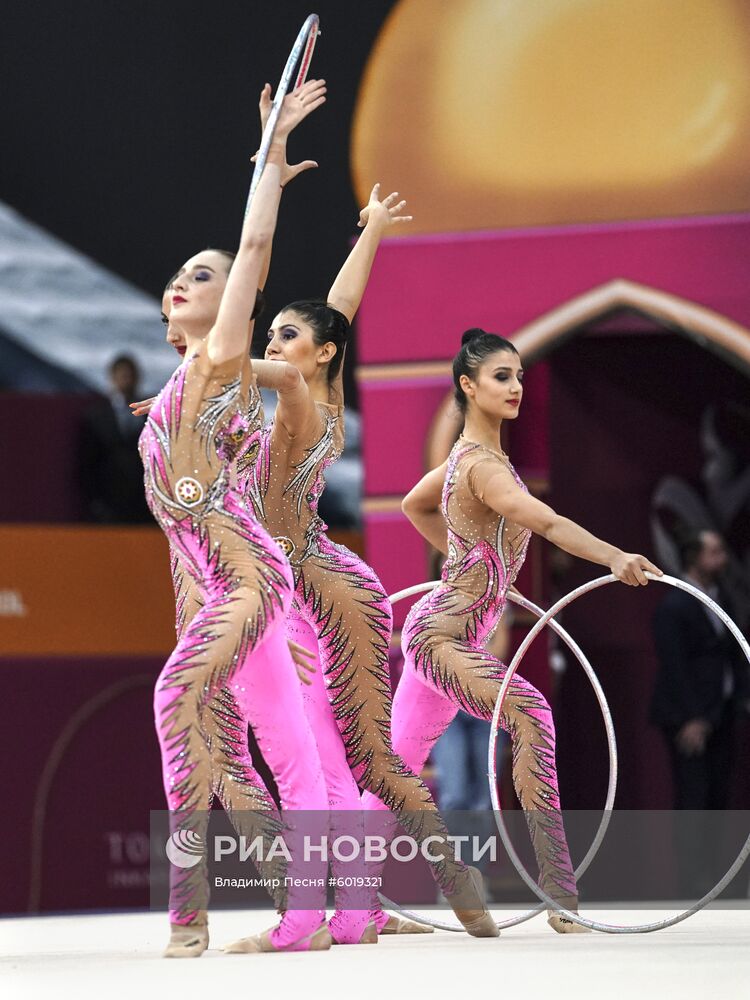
<box><xmin>365</xmin><ymin>436</ymin><xmax>578</xmax><ymax>906</ymax></box>
<box><xmin>248</xmin><ymin>392</ymin><xmax>481</xmax><ymax>918</ymax></box>
<box><xmin>140</xmin><ymin>351</ymin><xmax>328</xmax><ymax>936</ymax></box>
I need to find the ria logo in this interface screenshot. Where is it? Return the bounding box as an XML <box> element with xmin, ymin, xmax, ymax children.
<box><xmin>165</xmin><ymin>829</ymin><xmax>204</xmax><ymax>869</ymax></box>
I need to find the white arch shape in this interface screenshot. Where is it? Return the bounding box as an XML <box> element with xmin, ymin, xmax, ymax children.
<box><xmin>511</xmin><ymin>278</ymin><xmax>750</xmax><ymax>372</ymax></box>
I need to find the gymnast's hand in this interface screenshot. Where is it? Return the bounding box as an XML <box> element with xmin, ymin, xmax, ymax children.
<box><xmin>609</xmin><ymin>552</ymin><xmax>663</xmax><ymax>587</ymax></box>
<box><xmin>130</xmin><ymin>397</ymin><xmax>155</xmax><ymax>417</ymax></box>
<box><xmin>357</xmin><ymin>182</ymin><xmax>413</xmax><ymax>231</ymax></box>
<box><xmin>251</xmin><ymin>79</ymin><xmax>325</xmax><ymax>186</ymax></box>
<box><xmin>287</xmin><ymin>639</ymin><xmax>316</xmax><ymax>686</ymax></box>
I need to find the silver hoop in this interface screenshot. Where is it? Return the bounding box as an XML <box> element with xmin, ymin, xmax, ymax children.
<box><xmin>490</xmin><ymin>572</ymin><xmax>750</xmax><ymax>933</ymax></box>
<box><xmin>378</xmin><ymin>581</ymin><xmax>618</xmax><ymax>932</ymax></box>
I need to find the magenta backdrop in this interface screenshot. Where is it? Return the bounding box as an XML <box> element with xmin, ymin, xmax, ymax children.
<box><xmin>357</xmin><ymin>213</ymin><xmax>750</xmax><ymax>365</ymax></box>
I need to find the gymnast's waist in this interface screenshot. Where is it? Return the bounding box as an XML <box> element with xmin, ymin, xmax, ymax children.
<box><xmin>438</xmin><ymin>575</ymin><xmax>509</xmax><ymax>602</ymax></box>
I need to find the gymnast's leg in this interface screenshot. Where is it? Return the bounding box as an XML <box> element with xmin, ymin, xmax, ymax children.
<box><xmin>171</xmin><ymin>549</ymin><xmax>287</xmax><ymax>908</ymax></box>
<box><xmin>362</xmin><ymin>656</ymin><xmax>458</xmax><ymax>932</ymax></box>
<box><xmin>285</xmin><ymin>613</ymin><xmax>373</xmax><ymax>944</ymax></box>
<box><xmin>404</xmin><ymin>623</ymin><xmax>585</xmax><ymax>932</ymax></box>
<box><xmin>221</xmin><ymin>618</ymin><xmax>331</xmax><ymax>952</ymax></box>
<box><xmin>295</xmin><ymin>542</ymin><xmax>494</xmax><ymax>929</ymax></box>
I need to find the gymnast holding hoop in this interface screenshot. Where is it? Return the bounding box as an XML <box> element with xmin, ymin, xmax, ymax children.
<box><xmin>371</xmin><ymin>329</ymin><xmax>662</xmax><ymax>933</ymax></box>
<box><xmin>139</xmin><ymin>80</ymin><xmax>335</xmax><ymax>957</ymax></box>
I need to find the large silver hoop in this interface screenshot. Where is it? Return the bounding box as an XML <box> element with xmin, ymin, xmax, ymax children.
<box><xmin>490</xmin><ymin>572</ymin><xmax>750</xmax><ymax>933</ymax></box>
<box><xmin>378</xmin><ymin>581</ymin><xmax>618</xmax><ymax>932</ymax></box>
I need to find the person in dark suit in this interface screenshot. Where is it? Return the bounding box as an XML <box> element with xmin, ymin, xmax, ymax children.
<box><xmin>79</xmin><ymin>355</ymin><xmax>151</xmax><ymax>523</ymax></box>
<box><xmin>650</xmin><ymin>530</ymin><xmax>747</xmax><ymax>895</ymax></box>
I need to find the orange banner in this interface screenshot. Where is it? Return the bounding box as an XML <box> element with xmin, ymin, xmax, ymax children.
<box><xmin>0</xmin><ymin>526</ymin><xmax>176</xmax><ymax>656</ymax></box>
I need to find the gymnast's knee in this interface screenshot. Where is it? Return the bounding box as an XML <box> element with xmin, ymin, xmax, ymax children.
<box><xmin>396</xmin><ymin>745</ymin><xmax>430</xmax><ymax>776</ymax></box>
<box><xmin>506</xmin><ymin>684</ymin><xmax>554</xmax><ymax>733</ymax></box>
<box><xmin>154</xmin><ymin>654</ymin><xmax>212</xmax><ymax>705</ymax></box>
<box><xmin>228</xmin><ymin>584</ymin><xmax>288</xmax><ymax>634</ymax></box>
<box><xmin>360</xmin><ymin>746</ymin><xmax>423</xmax><ymax>794</ymax></box>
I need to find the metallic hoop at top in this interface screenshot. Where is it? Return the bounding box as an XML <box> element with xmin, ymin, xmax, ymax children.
<box><xmin>378</xmin><ymin>580</ymin><xmax>618</xmax><ymax>932</ymax></box>
<box><xmin>245</xmin><ymin>14</ymin><xmax>320</xmax><ymax>214</ymax></box>
<box><xmin>489</xmin><ymin>571</ymin><xmax>750</xmax><ymax>934</ymax></box>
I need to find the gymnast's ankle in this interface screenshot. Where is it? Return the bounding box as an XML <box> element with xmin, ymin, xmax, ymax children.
<box><xmin>447</xmin><ymin>866</ymin><xmax>500</xmax><ymax>938</ymax></box>
<box><xmin>163</xmin><ymin>913</ymin><xmax>209</xmax><ymax>958</ymax></box>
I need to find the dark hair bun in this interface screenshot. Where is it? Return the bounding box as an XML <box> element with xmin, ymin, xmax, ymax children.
<box><xmin>461</xmin><ymin>327</ymin><xmax>487</xmax><ymax>346</ymax></box>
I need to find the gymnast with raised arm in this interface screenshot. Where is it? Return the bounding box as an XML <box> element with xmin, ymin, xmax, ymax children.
<box><xmin>139</xmin><ymin>80</ymin><xmax>335</xmax><ymax>957</ymax></box>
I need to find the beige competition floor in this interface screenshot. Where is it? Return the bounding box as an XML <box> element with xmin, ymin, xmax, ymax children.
<box><xmin>2</xmin><ymin>905</ymin><xmax>749</xmax><ymax>1000</ymax></box>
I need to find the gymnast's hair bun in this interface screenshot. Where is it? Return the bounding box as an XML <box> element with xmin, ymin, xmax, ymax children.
<box><xmin>461</xmin><ymin>327</ymin><xmax>487</xmax><ymax>346</ymax></box>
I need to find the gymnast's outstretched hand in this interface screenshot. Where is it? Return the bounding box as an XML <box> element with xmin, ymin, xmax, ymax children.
<box><xmin>325</xmin><ymin>183</ymin><xmax>413</xmax><ymax>326</ymax></box>
<box><xmin>251</xmin><ymin>79</ymin><xmax>325</xmax><ymax>186</ymax></box>
<box><xmin>357</xmin><ymin>182</ymin><xmax>413</xmax><ymax>231</ymax></box>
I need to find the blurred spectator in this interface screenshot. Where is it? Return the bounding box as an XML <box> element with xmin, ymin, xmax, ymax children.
<box><xmin>650</xmin><ymin>529</ymin><xmax>748</xmax><ymax>893</ymax></box>
<box><xmin>79</xmin><ymin>355</ymin><xmax>151</xmax><ymax>523</ymax></box>
<box><xmin>651</xmin><ymin>401</ymin><xmax>750</xmax><ymax>633</ymax></box>
<box><xmin>432</xmin><ymin>713</ymin><xmax>502</xmax><ymax>811</ymax></box>
<box><xmin>317</xmin><ymin>406</ymin><xmax>362</xmax><ymax>529</ymax></box>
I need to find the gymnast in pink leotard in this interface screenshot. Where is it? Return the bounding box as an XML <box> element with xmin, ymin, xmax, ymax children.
<box><xmin>139</xmin><ymin>81</ymin><xmax>334</xmax><ymax>957</ymax></box>
<box><xmin>377</xmin><ymin>328</ymin><xmax>662</xmax><ymax>932</ymax></box>
<box><xmin>219</xmin><ymin>183</ymin><xmax>501</xmax><ymax>944</ymax></box>
<box><xmin>151</xmin><ymin>183</ymin><xmax>499</xmax><ymax>941</ymax></box>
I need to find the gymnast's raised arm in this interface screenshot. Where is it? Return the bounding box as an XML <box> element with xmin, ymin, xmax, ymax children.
<box><xmin>206</xmin><ymin>78</ymin><xmax>326</xmax><ymax>368</ymax></box>
<box><xmin>327</xmin><ymin>183</ymin><xmax>412</xmax><ymax>323</ymax></box>
<box><xmin>322</xmin><ymin>183</ymin><xmax>413</xmax><ymax>406</ymax></box>
<box><xmin>255</xmin><ymin>81</ymin><xmax>321</xmax><ymax>292</ymax></box>
<box><xmin>255</xmin><ymin>183</ymin><xmax>410</xmax><ymax>435</ymax></box>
